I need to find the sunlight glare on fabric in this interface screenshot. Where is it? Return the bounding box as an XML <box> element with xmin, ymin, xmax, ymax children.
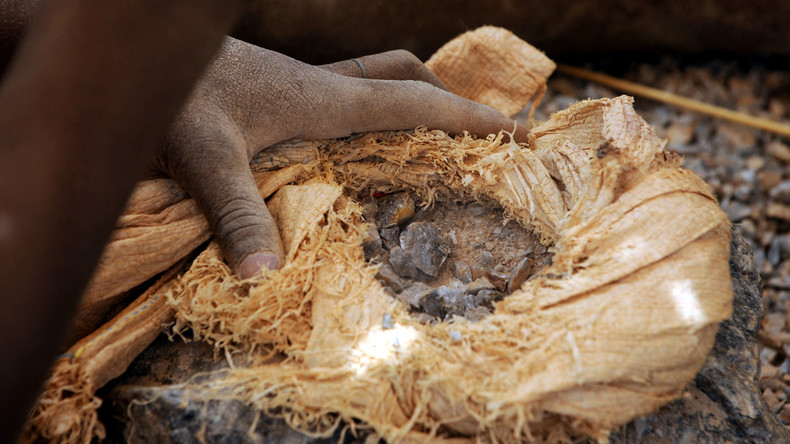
<box><xmin>348</xmin><ymin>323</ymin><xmax>419</xmax><ymax>375</ymax></box>
<box><xmin>670</xmin><ymin>279</ymin><xmax>706</xmax><ymax>325</ymax></box>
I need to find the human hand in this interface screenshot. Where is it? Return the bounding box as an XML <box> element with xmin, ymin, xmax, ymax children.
<box><xmin>157</xmin><ymin>37</ymin><xmax>528</xmax><ymax>279</ymax></box>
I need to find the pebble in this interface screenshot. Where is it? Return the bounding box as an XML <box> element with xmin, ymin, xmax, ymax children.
<box><xmin>379</xmin><ymin>226</ymin><xmax>400</xmax><ymax>250</ymax></box>
<box><xmin>766</xmin><ymin>202</ymin><xmax>790</xmax><ymax>222</ymax></box>
<box><xmin>768</xmin><ymin>239</ymin><xmax>783</xmax><ymax>267</ymax></box>
<box><xmin>665</xmin><ymin>121</ymin><xmax>695</xmax><ymax>147</ymax></box>
<box><xmin>745</xmin><ymin>155</ymin><xmax>766</xmax><ymax>171</ymax></box>
<box><xmin>723</xmin><ymin>201</ymin><xmax>753</xmax><ymax>222</ymax></box>
<box><xmin>769</xmin><ymin>180</ymin><xmax>790</xmax><ymax>204</ymax></box>
<box><xmin>752</xmin><ymin>243</ymin><xmax>766</xmax><ymax>271</ymax></box>
<box><xmin>376</xmin><ymin>263</ymin><xmax>404</xmax><ymax>293</ymax></box>
<box><xmin>399</xmin><ymin>222</ymin><xmax>451</xmax><ymax>278</ymax></box>
<box><xmin>760</xmin><ymin>312</ymin><xmax>788</xmax><ymax>348</ymax></box>
<box><xmin>759</xmin><ymin>170</ymin><xmax>782</xmax><ymax>191</ymax></box>
<box><xmin>736</xmin><ymin>219</ymin><xmax>757</xmax><ymax>240</ymax></box>
<box><xmin>474</xmin><ymin>289</ymin><xmax>504</xmax><ymax>307</ymax></box>
<box><xmin>466</xmin><ymin>277</ymin><xmax>495</xmax><ymax>294</ymax></box>
<box><xmin>768</xmin><ymin>98</ymin><xmax>787</xmax><ymax>119</ymax></box>
<box><xmin>419</xmin><ymin>291</ymin><xmax>444</xmax><ymax>319</ymax></box>
<box><xmin>767</xmin><ymin>276</ymin><xmax>790</xmax><ymax>290</ymax></box>
<box><xmin>376</xmin><ymin>192</ymin><xmax>415</xmax><ymax>229</ymax></box>
<box><xmin>485</xmin><ymin>270</ymin><xmax>510</xmax><ymax>292</ymax></box>
<box><xmin>507</xmin><ymin>257</ymin><xmax>534</xmax><ymax>293</ymax></box>
<box><xmin>397</xmin><ymin>282</ymin><xmax>432</xmax><ymax>309</ymax></box>
<box><xmin>389</xmin><ymin>246</ymin><xmax>417</xmax><ymax>279</ymax></box>
<box><xmin>763</xmin><ymin>388</ymin><xmax>781</xmax><ymax>411</ymax></box>
<box><xmin>476</xmin><ymin>251</ymin><xmax>495</xmax><ymax>269</ymax></box>
<box><xmin>361</xmin><ymin>223</ymin><xmax>383</xmax><ymax>260</ymax></box>
<box><xmin>436</xmin><ymin>285</ymin><xmax>474</xmax><ymax>317</ymax></box>
<box><xmin>767</xmin><ymin>141</ymin><xmax>790</xmax><ymax>164</ymax></box>
<box><xmin>761</xmin><ymin>347</ymin><xmax>779</xmax><ymax>366</ymax></box>
<box><xmin>718</xmin><ymin>125</ymin><xmax>757</xmax><ymax>150</ymax></box>
<box><xmin>450</xmin><ymin>260</ymin><xmax>473</xmax><ymax>283</ymax></box>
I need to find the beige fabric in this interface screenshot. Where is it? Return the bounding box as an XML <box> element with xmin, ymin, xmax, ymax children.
<box><xmin>426</xmin><ymin>26</ymin><xmax>555</xmax><ymax>118</ymax></box>
<box><xmin>25</xmin><ymin>28</ymin><xmax>732</xmax><ymax>444</ymax></box>
<box><xmin>22</xmin><ymin>266</ymin><xmax>181</xmax><ymax>444</ymax></box>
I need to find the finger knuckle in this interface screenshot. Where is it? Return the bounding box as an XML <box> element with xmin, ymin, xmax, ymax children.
<box><xmin>213</xmin><ymin>196</ymin><xmax>266</xmax><ymax>241</ymax></box>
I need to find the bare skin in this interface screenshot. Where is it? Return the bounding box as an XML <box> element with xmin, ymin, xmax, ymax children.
<box><xmin>164</xmin><ymin>39</ymin><xmax>529</xmax><ymax>277</ymax></box>
<box><xmin>0</xmin><ymin>1</ymin><xmax>526</xmax><ymax>441</ymax></box>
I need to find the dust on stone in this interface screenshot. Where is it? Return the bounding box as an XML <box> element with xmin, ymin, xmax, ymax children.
<box><xmin>360</xmin><ymin>191</ymin><xmax>553</xmax><ymax>323</ymax></box>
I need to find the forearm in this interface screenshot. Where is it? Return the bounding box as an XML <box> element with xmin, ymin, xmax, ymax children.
<box><xmin>0</xmin><ymin>0</ymin><xmax>241</xmax><ymax>440</ymax></box>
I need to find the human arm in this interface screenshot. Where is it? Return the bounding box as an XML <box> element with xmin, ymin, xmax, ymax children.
<box><xmin>0</xmin><ymin>0</ymin><xmax>242</xmax><ymax>440</ymax></box>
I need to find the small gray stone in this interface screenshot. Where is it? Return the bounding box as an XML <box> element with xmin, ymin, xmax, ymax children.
<box><xmin>376</xmin><ymin>263</ymin><xmax>404</xmax><ymax>293</ymax></box>
<box><xmin>733</xmin><ymin>185</ymin><xmax>753</xmax><ymax>202</ymax></box>
<box><xmin>476</xmin><ymin>251</ymin><xmax>495</xmax><ymax>269</ymax></box>
<box><xmin>397</xmin><ymin>282</ymin><xmax>432</xmax><ymax>308</ymax></box>
<box><xmin>507</xmin><ymin>257</ymin><xmax>535</xmax><ymax>293</ymax></box>
<box><xmin>486</xmin><ymin>270</ymin><xmax>509</xmax><ymax>292</ymax></box>
<box><xmin>361</xmin><ymin>222</ymin><xmax>382</xmax><ymax>260</ymax></box>
<box><xmin>736</xmin><ymin>219</ymin><xmax>757</xmax><ymax>240</ymax></box>
<box><xmin>435</xmin><ymin>285</ymin><xmax>467</xmax><ymax>315</ymax></box>
<box><xmin>767</xmin><ymin>236</ymin><xmax>784</xmax><ymax>266</ymax></box>
<box><xmin>770</xmin><ymin>180</ymin><xmax>790</xmax><ymax>204</ymax></box>
<box><xmin>376</xmin><ymin>192</ymin><xmax>415</xmax><ymax>229</ymax></box>
<box><xmin>389</xmin><ymin>246</ymin><xmax>417</xmax><ymax>279</ymax></box>
<box><xmin>761</xmin><ymin>347</ymin><xmax>778</xmax><ymax>366</ymax></box>
<box><xmin>767</xmin><ymin>275</ymin><xmax>790</xmax><ymax>290</ymax></box>
<box><xmin>723</xmin><ymin>201</ymin><xmax>753</xmax><ymax>222</ymax></box>
<box><xmin>379</xmin><ymin>226</ymin><xmax>400</xmax><ymax>250</ymax></box>
<box><xmin>450</xmin><ymin>260</ymin><xmax>473</xmax><ymax>283</ymax></box>
<box><xmin>399</xmin><ymin>222</ymin><xmax>451</xmax><ymax>278</ymax></box>
<box><xmin>465</xmin><ymin>277</ymin><xmax>495</xmax><ymax>294</ymax></box>
<box><xmin>419</xmin><ymin>291</ymin><xmax>444</xmax><ymax>319</ymax></box>
<box><xmin>475</xmin><ymin>289</ymin><xmax>504</xmax><ymax>307</ymax></box>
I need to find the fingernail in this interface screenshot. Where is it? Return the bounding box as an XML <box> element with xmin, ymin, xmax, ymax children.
<box><xmin>239</xmin><ymin>252</ymin><xmax>279</xmax><ymax>279</ymax></box>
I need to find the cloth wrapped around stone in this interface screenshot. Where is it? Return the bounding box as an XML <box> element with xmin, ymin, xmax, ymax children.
<box><xmin>24</xmin><ymin>27</ymin><xmax>732</xmax><ymax>443</ymax></box>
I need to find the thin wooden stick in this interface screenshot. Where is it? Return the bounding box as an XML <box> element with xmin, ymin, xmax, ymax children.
<box><xmin>557</xmin><ymin>63</ymin><xmax>790</xmax><ymax>139</ymax></box>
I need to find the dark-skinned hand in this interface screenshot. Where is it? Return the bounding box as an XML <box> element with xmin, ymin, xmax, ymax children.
<box><xmin>159</xmin><ymin>37</ymin><xmax>528</xmax><ymax>279</ymax></box>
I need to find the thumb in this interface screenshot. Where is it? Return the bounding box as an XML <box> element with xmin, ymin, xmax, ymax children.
<box><xmin>163</xmin><ymin>111</ymin><xmax>285</xmax><ymax>279</ymax></box>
